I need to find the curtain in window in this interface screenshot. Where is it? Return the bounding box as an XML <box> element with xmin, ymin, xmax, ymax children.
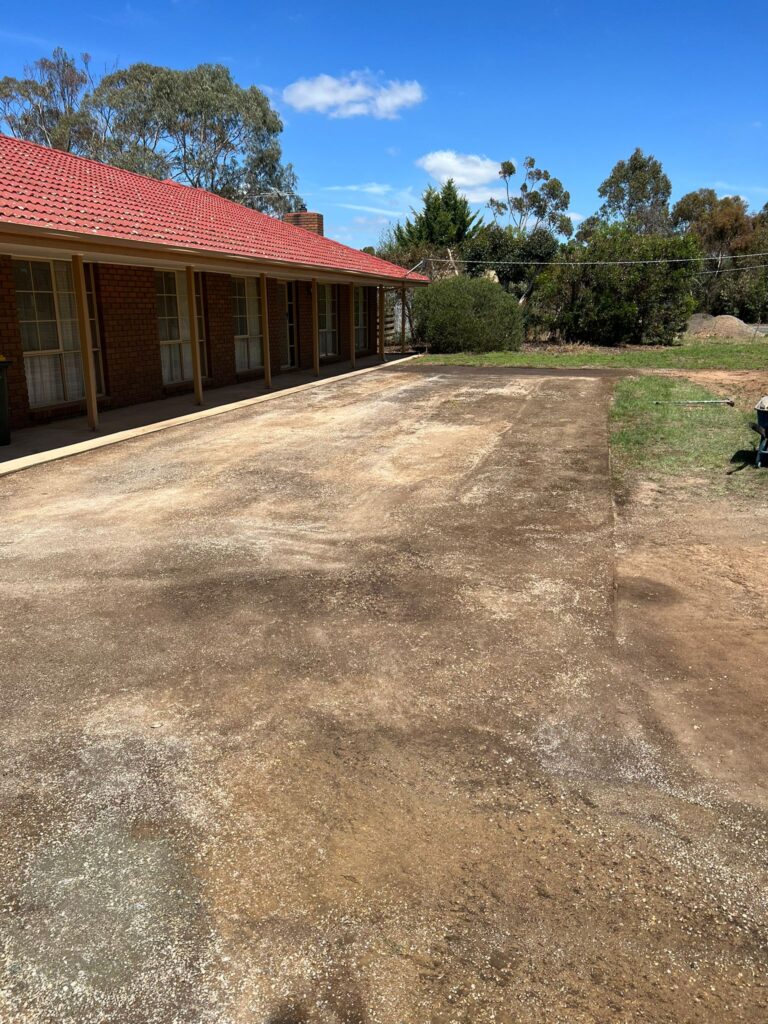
<box><xmin>354</xmin><ymin>288</ymin><xmax>368</xmax><ymax>351</ymax></box>
<box><xmin>233</xmin><ymin>278</ymin><xmax>263</xmax><ymax>370</ymax></box>
<box><xmin>62</xmin><ymin>352</ymin><xmax>85</xmax><ymax>400</ymax></box>
<box><xmin>161</xmin><ymin>344</ymin><xmax>182</xmax><ymax>384</ymax></box>
<box><xmin>245</xmin><ymin>278</ymin><xmax>263</xmax><ymax>368</ymax></box>
<box><xmin>319</xmin><ymin>285</ymin><xmax>338</xmax><ymax>357</ymax></box>
<box><xmin>24</xmin><ymin>354</ymin><xmax>65</xmax><ymax>406</ymax></box>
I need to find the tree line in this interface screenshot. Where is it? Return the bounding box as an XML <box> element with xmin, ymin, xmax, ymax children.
<box><xmin>0</xmin><ymin>48</ymin><xmax>303</xmax><ymax>216</ymax></box>
<box><xmin>376</xmin><ymin>150</ymin><xmax>768</xmax><ymax>345</ymax></box>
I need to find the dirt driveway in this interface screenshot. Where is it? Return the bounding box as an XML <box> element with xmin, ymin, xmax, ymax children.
<box><xmin>1</xmin><ymin>364</ymin><xmax>766</xmax><ymax>1023</ymax></box>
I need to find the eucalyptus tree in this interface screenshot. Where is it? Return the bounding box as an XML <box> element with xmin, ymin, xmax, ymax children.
<box><xmin>488</xmin><ymin>156</ymin><xmax>573</xmax><ymax>238</ymax></box>
<box><xmin>0</xmin><ymin>51</ymin><xmax>303</xmax><ymax>215</ymax></box>
<box><xmin>596</xmin><ymin>148</ymin><xmax>672</xmax><ymax>234</ymax></box>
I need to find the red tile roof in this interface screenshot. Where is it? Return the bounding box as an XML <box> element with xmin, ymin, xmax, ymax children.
<box><xmin>0</xmin><ymin>135</ymin><xmax>427</xmax><ymax>283</ymax></box>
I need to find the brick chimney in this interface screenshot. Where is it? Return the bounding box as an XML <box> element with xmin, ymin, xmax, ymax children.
<box><xmin>283</xmin><ymin>211</ymin><xmax>324</xmax><ymax>236</ymax></box>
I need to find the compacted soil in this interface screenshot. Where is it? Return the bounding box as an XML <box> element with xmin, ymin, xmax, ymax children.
<box><xmin>0</xmin><ymin>363</ymin><xmax>765</xmax><ymax>1023</ymax></box>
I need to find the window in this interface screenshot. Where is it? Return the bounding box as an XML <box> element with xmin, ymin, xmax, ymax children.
<box><xmin>232</xmin><ymin>277</ymin><xmax>263</xmax><ymax>371</ymax></box>
<box><xmin>155</xmin><ymin>270</ymin><xmax>207</xmax><ymax>385</ymax></box>
<box><xmin>318</xmin><ymin>284</ymin><xmax>338</xmax><ymax>357</ymax></box>
<box><xmin>282</xmin><ymin>282</ymin><xmax>298</xmax><ymax>369</ymax></box>
<box><xmin>353</xmin><ymin>287</ymin><xmax>369</xmax><ymax>352</ymax></box>
<box><xmin>13</xmin><ymin>258</ymin><xmax>104</xmax><ymax>408</ymax></box>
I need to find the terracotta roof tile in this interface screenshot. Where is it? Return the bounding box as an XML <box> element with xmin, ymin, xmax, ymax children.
<box><xmin>0</xmin><ymin>135</ymin><xmax>427</xmax><ymax>283</ymax></box>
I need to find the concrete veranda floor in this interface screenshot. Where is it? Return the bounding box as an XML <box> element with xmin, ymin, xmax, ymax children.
<box><xmin>1</xmin><ymin>363</ymin><xmax>766</xmax><ymax>1022</ymax></box>
<box><xmin>0</xmin><ymin>354</ymin><xmax>396</xmax><ymax>469</ymax></box>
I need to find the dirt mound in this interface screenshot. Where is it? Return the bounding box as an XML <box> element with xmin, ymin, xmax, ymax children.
<box><xmin>687</xmin><ymin>312</ymin><xmax>757</xmax><ymax>339</ymax></box>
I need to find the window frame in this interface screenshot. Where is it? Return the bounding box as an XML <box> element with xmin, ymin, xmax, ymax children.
<box><xmin>353</xmin><ymin>287</ymin><xmax>369</xmax><ymax>353</ymax></box>
<box><xmin>318</xmin><ymin>283</ymin><xmax>339</xmax><ymax>358</ymax></box>
<box><xmin>13</xmin><ymin>257</ymin><xmax>105</xmax><ymax>408</ymax></box>
<box><xmin>155</xmin><ymin>269</ymin><xmax>208</xmax><ymax>385</ymax></box>
<box><xmin>232</xmin><ymin>276</ymin><xmax>264</xmax><ymax>372</ymax></box>
<box><xmin>281</xmin><ymin>282</ymin><xmax>298</xmax><ymax>369</ymax></box>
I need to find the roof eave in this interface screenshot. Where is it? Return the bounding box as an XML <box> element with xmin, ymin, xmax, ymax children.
<box><xmin>0</xmin><ymin>221</ymin><xmax>429</xmax><ymax>285</ymax></box>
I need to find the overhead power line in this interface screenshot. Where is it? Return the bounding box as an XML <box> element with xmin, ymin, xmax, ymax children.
<box><xmin>698</xmin><ymin>261</ymin><xmax>768</xmax><ymax>275</ymax></box>
<box><xmin>414</xmin><ymin>251</ymin><xmax>768</xmax><ymax>268</ymax></box>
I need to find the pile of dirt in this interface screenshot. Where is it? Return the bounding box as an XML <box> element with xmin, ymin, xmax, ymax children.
<box><xmin>687</xmin><ymin>312</ymin><xmax>757</xmax><ymax>339</ymax></box>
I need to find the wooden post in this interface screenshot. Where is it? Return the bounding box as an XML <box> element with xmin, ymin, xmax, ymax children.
<box><xmin>259</xmin><ymin>274</ymin><xmax>272</xmax><ymax>388</ymax></box>
<box><xmin>71</xmin><ymin>254</ymin><xmax>99</xmax><ymax>430</ymax></box>
<box><xmin>377</xmin><ymin>285</ymin><xmax>385</xmax><ymax>361</ymax></box>
<box><xmin>348</xmin><ymin>283</ymin><xmax>356</xmax><ymax>369</ymax></box>
<box><xmin>400</xmin><ymin>286</ymin><xmax>407</xmax><ymax>353</ymax></box>
<box><xmin>311</xmin><ymin>278</ymin><xmax>320</xmax><ymax>377</ymax></box>
<box><xmin>185</xmin><ymin>265</ymin><xmax>203</xmax><ymax>405</ymax></box>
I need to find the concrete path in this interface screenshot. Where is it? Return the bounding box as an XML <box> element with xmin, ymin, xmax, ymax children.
<box><xmin>0</xmin><ymin>354</ymin><xmax>396</xmax><ymax>470</ymax></box>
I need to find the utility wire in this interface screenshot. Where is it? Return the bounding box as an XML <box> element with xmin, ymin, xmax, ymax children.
<box><xmin>416</xmin><ymin>250</ymin><xmax>768</xmax><ymax>268</ymax></box>
<box><xmin>698</xmin><ymin>262</ymin><xmax>768</xmax><ymax>275</ymax></box>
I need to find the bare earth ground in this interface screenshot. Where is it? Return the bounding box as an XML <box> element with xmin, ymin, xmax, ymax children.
<box><xmin>0</xmin><ymin>364</ymin><xmax>766</xmax><ymax>1023</ymax></box>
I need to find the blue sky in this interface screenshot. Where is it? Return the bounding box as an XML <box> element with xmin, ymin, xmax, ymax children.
<box><xmin>1</xmin><ymin>0</ymin><xmax>766</xmax><ymax>248</ymax></box>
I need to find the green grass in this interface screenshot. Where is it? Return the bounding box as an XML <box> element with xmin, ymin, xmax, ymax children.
<box><xmin>421</xmin><ymin>337</ymin><xmax>768</xmax><ymax>371</ymax></box>
<box><xmin>609</xmin><ymin>375</ymin><xmax>766</xmax><ymax>496</ymax></box>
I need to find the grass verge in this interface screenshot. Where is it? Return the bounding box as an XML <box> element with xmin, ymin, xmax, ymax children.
<box><xmin>609</xmin><ymin>375</ymin><xmax>766</xmax><ymax>497</ymax></box>
<box><xmin>421</xmin><ymin>338</ymin><xmax>768</xmax><ymax>371</ymax></box>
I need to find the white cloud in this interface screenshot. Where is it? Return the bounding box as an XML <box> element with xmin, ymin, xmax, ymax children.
<box><xmin>335</xmin><ymin>202</ymin><xmax>407</xmax><ymax>216</ymax></box>
<box><xmin>416</xmin><ymin>150</ymin><xmax>500</xmax><ymax>188</ymax></box>
<box><xmin>282</xmin><ymin>72</ymin><xmax>424</xmax><ymax>119</ymax></box>
<box><xmin>325</xmin><ymin>183</ymin><xmax>393</xmax><ymax>195</ymax></box>
<box><xmin>462</xmin><ymin>185</ymin><xmax>508</xmax><ymax>204</ymax></box>
<box><xmin>568</xmin><ymin>211</ymin><xmax>584</xmax><ymax>223</ymax></box>
<box><xmin>713</xmin><ymin>181</ymin><xmax>768</xmax><ymax>198</ymax></box>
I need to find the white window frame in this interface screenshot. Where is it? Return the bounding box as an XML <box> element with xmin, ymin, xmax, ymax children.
<box><xmin>155</xmin><ymin>270</ymin><xmax>208</xmax><ymax>385</ymax></box>
<box><xmin>318</xmin><ymin>284</ymin><xmax>338</xmax><ymax>358</ymax></box>
<box><xmin>232</xmin><ymin>276</ymin><xmax>264</xmax><ymax>372</ymax></box>
<box><xmin>281</xmin><ymin>282</ymin><xmax>298</xmax><ymax>369</ymax></box>
<box><xmin>13</xmin><ymin>257</ymin><xmax>104</xmax><ymax>408</ymax></box>
<box><xmin>353</xmin><ymin>286</ymin><xmax>369</xmax><ymax>352</ymax></box>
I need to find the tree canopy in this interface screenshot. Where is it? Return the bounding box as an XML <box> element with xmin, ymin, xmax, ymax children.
<box><xmin>671</xmin><ymin>189</ymin><xmax>753</xmax><ymax>258</ymax></box>
<box><xmin>532</xmin><ymin>225</ymin><xmax>701</xmax><ymax>345</ymax></box>
<box><xmin>394</xmin><ymin>180</ymin><xmax>482</xmax><ymax>249</ymax></box>
<box><xmin>488</xmin><ymin>156</ymin><xmax>573</xmax><ymax>237</ymax></box>
<box><xmin>596</xmin><ymin>148</ymin><xmax>672</xmax><ymax>234</ymax></box>
<box><xmin>0</xmin><ymin>49</ymin><xmax>303</xmax><ymax>215</ymax></box>
<box><xmin>0</xmin><ymin>48</ymin><xmax>93</xmax><ymax>154</ymax></box>
<box><xmin>462</xmin><ymin>224</ymin><xmax>559</xmax><ymax>302</ymax></box>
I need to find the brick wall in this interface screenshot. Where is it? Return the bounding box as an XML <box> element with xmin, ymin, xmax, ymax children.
<box><xmin>295</xmin><ymin>281</ymin><xmax>314</xmax><ymax>370</ymax></box>
<box><xmin>98</xmin><ymin>263</ymin><xmax>163</xmax><ymax>406</ymax></box>
<box><xmin>339</xmin><ymin>284</ymin><xmax>353</xmax><ymax>361</ymax></box>
<box><xmin>203</xmin><ymin>272</ymin><xmax>238</xmax><ymax>386</ymax></box>
<box><xmin>283</xmin><ymin>212</ymin><xmax>324</xmax><ymax>236</ymax></box>
<box><xmin>0</xmin><ymin>255</ymin><xmax>31</xmax><ymax>427</ymax></box>
<box><xmin>266</xmin><ymin>278</ymin><xmax>287</xmax><ymax>371</ymax></box>
<box><xmin>0</xmin><ymin>258</ymin><xmax>366</xmax><ymax>429</ymax></box>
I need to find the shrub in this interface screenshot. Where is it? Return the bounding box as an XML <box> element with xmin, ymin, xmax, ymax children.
<box><xmin>531</xmin><ymin>225</ymin><xmax>700</xmax><ymax>345</ymax></box>
<box><xmin>412</xmin><ymin>276</ymin><xmax>523</xmax><ymax>353</ymax></box>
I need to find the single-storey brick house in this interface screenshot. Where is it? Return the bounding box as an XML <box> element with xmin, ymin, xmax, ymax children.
<box><xmin>0</xmin><ymin>135</ymin><xmax>427</xmax><ymax>430</ymax></box>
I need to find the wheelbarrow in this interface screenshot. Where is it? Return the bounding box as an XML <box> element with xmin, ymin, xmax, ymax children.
<box><xmin>751</xmin><ymin>396</ymin><xmax>768</xmax><ymax>468</ymax></box>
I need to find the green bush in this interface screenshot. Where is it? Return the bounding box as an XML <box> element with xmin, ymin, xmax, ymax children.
<box><xmin>412</xmin><ymin>276</ymin><xmax>523</xmax><ymax>353</ymax></box>
<box><xmin>531</xmin><ymin>225</ymin><xmax>700</xmax><ymax>345</ymax></box>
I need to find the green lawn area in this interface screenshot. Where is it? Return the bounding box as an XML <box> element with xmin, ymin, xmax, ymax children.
<box><xmin>421</xmin><ymin>337</ymin><xmax>768</xmax><ymax>371</ymax></box>
<box><xmin>609</xmin><ymin>375</ymin><xmax>766</xmax><ymax>496</ymax></box>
